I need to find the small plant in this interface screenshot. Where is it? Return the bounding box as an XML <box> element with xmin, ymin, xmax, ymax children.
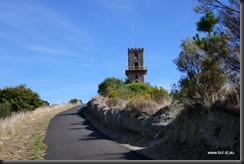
<box><xmin>69</xmin><ymin>98</ymin><xmax>79</xmax><ymax>104</ymax></box>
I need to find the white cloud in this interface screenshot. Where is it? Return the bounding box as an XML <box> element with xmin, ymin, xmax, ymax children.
<box><xmin>0</xmin><ymin>1</ymin><xmax>91</xmax><ymax>44</ymax></box>
<box><xmin>24</xmin><ymin>45</ymin><xmax>69</xmax><ymax>55</ymax></box>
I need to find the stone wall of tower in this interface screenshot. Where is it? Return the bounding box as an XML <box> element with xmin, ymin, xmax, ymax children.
<box><xmin>128</xmin><ymin>48</ymin><xmax>144</xmax><ymax>69</ymax></box>
<box><xmin>126</xmin><ymin>48</ymin><xmax>147</xmax><ymax>82</ymax></box>
<box><xmin>127</xmin><ymin>72</ymin><xmax>145</xmax><ymax>82</ymax></box>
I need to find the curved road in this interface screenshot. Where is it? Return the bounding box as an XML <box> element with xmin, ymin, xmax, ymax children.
<box><xmin>44</xmin><ymin>105</ymin><xmax>150</xmax><ymax>160</ymax></box>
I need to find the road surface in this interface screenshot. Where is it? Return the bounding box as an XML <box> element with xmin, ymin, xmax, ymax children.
<box><xmin>44</xmin><ymin>105</ymin><xmax>151</xmax><ymax>160</ymax></box>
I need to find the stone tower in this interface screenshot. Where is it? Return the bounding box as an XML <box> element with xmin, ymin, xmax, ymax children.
<box><xmin>125</xmin><ymin>48</ymin><xmax>147</xmax><ymax>82</ymax></box>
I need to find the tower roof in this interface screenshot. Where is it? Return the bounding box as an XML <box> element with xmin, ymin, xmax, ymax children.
<box><xmin>128</xmin><ymin>48</ymin><xmax>144</xmax><ymax>52</ymax></box>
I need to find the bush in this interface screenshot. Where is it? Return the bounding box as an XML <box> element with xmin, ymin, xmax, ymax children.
<box><xmin>42</xmin><ymin>100</ymin><xmax>50</xmax><ymax>106</ymax></box>
<box><xmin>147</xmin><ymin>85</ymin><xmax>169</xmax><ymax>103</ymax></box>
<box><xmin>0</xmin><ymin>102</ymin><xmax>12</xmax><ymax>118</ymax></box>
<box><xmin>69</xmin><ymin>98</ymin><xmax>79</xmax><ymax>104</ymax></box>
<box><xmin>97</xmin><ymin>77</ymin><xmax>170</xmax><ymax>114</ymax></box>
<box><xmin>98</xmin><ymin>77</ymin><xmax>170</xmax><ymax>102</ymax></box>
<box><xmin>98</xmin><ymin>77</ymin><xmax>126</xmax><ymax>97</ymax></box>
<box><xmin>126</xmin><ymin>82</ymin><xmax>150</xmax><ymax>96</ymax></box>
<box><xmin>96</xmin><ymin>77</ymin><xmax>171</xmax><ymax>117</ymax></box>
<box><xmin>0</xmin><ymin>84</ymin><xmax>44</xmax><ymax>112</ymax></box>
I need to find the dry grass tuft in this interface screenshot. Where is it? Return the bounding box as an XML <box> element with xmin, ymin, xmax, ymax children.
<box><xmin>106</xmin><ymin>97</ymin><xmax>123</xmax><ymax>109</ymax></box>
<box><xmin>167</xmin><ymin>100</ymin><xmax>184</xmax><ymax>119</ymax></box>
<box><xmin>125</xmin><ymin>97</ymin><xmax>159</xmax><ymax>116</ymax></box>
<box><xmin>0</xmin><ymin>103</ymin><xmax>80</xmax><ymax>160</ymax></box>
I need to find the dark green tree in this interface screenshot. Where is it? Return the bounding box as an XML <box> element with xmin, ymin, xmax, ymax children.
<box><xmin>173</xmin><ymin>12</ymin><xmax>228</xmax><ymax>106</ymax></box>
<box><xmin>193</xmin><ymin>0</ymin><xmax>240</xmax><ymax>83</ymax></box>
<box><xmin>196</xmin><ymin>11</ymin><xmax>219</xmax><ymax>36</ymax></box>
<box><xmin>69</xmin><ymin>98</ymin><xmax>79</xmax><ymax>104</ymax></box>
<box><xmin>0</xmin><ymin>84</ymin><xmax>44</xmax><ymax>112</ymax></box>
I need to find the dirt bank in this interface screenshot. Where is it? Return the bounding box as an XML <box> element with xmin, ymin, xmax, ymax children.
<box><xmin>84</xmin><ymin>95</ymin><xmax>240</xmax><ymax>160</ymax></box>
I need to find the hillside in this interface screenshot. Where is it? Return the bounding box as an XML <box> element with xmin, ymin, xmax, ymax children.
<box><xmin>0</xmin><ymin>103</ymin><xmax>81</xmax><ymax>160</ymax></box>
<box><xmin>84</xmin><ymin>95</ymin><xmax>240</xmax><ymax>160</ymax></box>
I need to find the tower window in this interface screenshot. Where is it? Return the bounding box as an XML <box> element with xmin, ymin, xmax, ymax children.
<box><xmin>135</xmin><ymin>74</ymin><xmax>138</xmax><ymax>79</ymax></box>
<box><xmin>135</xmin><ymin>62</ymin><xmax>138</xmax><ymax>70</ymax></box>
<box><xmin>134</xmin><ymin>53</ymin><xmax>138</xmax><ymax>60</ymax></box>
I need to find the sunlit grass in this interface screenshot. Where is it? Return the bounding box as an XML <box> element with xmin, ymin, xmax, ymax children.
<box><xmin>0</xmin><ymin>103</ymin><xmax>81</xmax><ymax>160</ymax></box>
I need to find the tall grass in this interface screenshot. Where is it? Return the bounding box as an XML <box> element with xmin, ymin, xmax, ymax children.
<box><xmin>0</xmin><ymin>103</ymin><xmax>80</xmax><ymax>160</ymax></box>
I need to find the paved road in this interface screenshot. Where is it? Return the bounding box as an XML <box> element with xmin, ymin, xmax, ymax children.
<box><xmin>44</xmin><ymin>105</ymin><xmax>150</xmax><ymax>160</ymax></box>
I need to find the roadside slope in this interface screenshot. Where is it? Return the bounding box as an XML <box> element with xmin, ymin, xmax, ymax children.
<box><xmin>0</xmin><ymin>103</ymin><xmax>80</xmax><ymax>160</ymax></box>
<box><xmin>84</xmin><ymin>95</ymin><xmax>240</xmax><ymax>160</ymax></box>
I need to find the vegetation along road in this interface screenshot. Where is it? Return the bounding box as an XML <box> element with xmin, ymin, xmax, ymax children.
<box><xmin>44</xmin><ymin>105</ymin><xmax>150</xmax><ymax>160</ymax></box>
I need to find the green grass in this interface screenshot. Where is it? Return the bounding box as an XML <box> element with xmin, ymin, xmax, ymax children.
<box><xmin>27</xmin><ymin>119</ymin><xmax>49</xmax><ymax>160</ymax></box>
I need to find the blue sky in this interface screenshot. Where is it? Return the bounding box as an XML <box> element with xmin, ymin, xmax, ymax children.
<box><xmin>0</xmin><ymin>0</ymin><xmax>203</xmax><ymax>104</ymax></box>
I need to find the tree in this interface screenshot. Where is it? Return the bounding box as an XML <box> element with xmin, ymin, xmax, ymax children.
<box><xmin>193</xmin><ymin>0</ymin><xmax>239</xmax><ymax>43</ymax></box>
<box><xmin>0</xmin><ymin>84</ymin><xmax>44</xmax><ymax>112</ymax></box>
<box><xmin>193</xmin><ymin>0</ymin><xmax>240</xmax><ymax>83</ymax></box>
<box><xmin>172</xmin><ymin>11</ymin><xmax>230</xmax><ymax>106</ymax></box>
<box><xmin>173</xmin><ymin>38</ymin><xmax>226</xmax><ymax>105</ymax></box>
<box><xmin>196</xmin><ymin>11</ymin><xmax>219</xmax><ymax>36</ymax></box>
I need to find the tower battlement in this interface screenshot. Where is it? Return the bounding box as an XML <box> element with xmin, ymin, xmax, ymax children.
<box><xmin>128</xmin><ymin>48</ymin><xmax>144</xmax><ymax>52</ymax></box>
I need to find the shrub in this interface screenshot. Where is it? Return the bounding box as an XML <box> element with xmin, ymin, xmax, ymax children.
<box><xmin>126</xmin><ymin>82</ymin><xmax>149</xmax><ymax>96</ymax></box>
<box><xmin>98</xmin><ymin>77</ymin><xmax>169</xmax><ymax>97</ymax></box>
<box><xmin>147</xmin><ymin>85</ymin><xmax>169</xmax><ymax>103</ymax></box>
<box><xmin>0</xmin><ymin>102</ymin><xmax>12</xmax><ymax>118</ymax></box>
<box><xmin>97</xmin><ymin>77</ymin><xmax>170</xmax><ymax>114</ymax></box>
<box><xmin>98</xmin><ymin>77</ymin><xmax>126</xmax><ymax>97</ymax></box>
<box><xmin>95</xmin><ymin>77</ymin><xmax>173</xmax><ymax>120</ymax></box>
<box><xmin>42</xmin><ymin>100</ymin><xmax>50</xmax><ymax>106</ymax></box>
<box><xmin>0</xmin><ymin>84</ymin><xmax>44</xmax><ymax>112</ymax></box>
<box><xmin>69</xmin><ymin>98</ymin><xmax>79</xmax><ymax>104</ymax></box>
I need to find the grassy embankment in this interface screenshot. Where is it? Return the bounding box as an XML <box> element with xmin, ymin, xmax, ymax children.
<box><xmin>0</xmin><ymin>103</ymin><xmax>81</xmax><ymax>160</ymax></box>
<box><xmin>84</xmin><ymin>82</ymin><xmax>240</xmax><ymax>160</ymax></box>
